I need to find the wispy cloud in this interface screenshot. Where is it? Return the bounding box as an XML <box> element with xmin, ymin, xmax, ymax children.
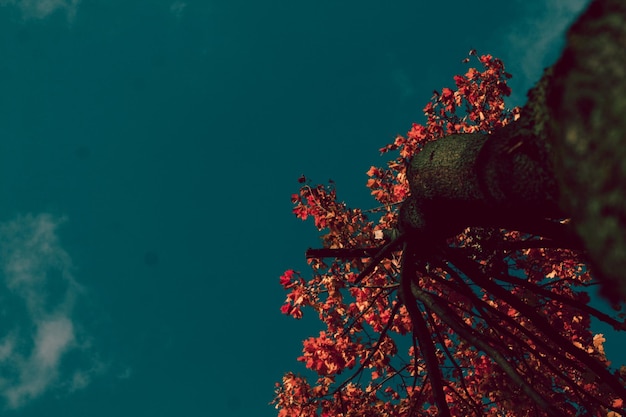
<box><xmin>0</xmin><ymin>213</ymin><xmax>100</xmax><ymax>409</ymax></box>
<box><xmin>170</xmin><ymin>1</ymin><xmax>187</xmax><ymax>19</ymax></box>
<box><xmin>0</xmin><ymin>0</ymin><xmax>80</xmax><ymax>21</ymax></box>
<box><xmin>504</xmin><ymin>0</ymin><xmax>590</xmax><ymax>93</ymax></box>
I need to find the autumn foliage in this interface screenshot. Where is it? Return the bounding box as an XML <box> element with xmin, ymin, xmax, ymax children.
<box><xmin>273</xmin><ymin>53</ymin><xmax>626</xmax><ymax>416</ymax></box>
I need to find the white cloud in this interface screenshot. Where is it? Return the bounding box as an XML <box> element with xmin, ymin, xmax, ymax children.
<box><xmin>65</xmin><ymin>359</ymin><xmax>108</xmax><ymax>394</ymax></box>
<box><xmin>170</xmin><ymin>1</ymin><xmax>187</xmax><ymax>19</ymax></box>
<box><xmin>0</xmin><ymin>336</ymin><xmax>15</xmax><ymax>362</ymax></box>
<box><xmin>0</xmin><ymin>0</ymin><xmax>80</xmax><ymax>21</ymax></box>
<box><xmin>2</xmin><ymin>319</ymin><xmax>74</xmax><ymax>409</ymax></box>
<box><xmin>33</xmin><ymin>318</ymin><xmax>75</xmax><ymax>369</ymax></box>
<box><xmin>504</xmin><ymin>0</ymin><xmax>590</xmax><ymax>91</ymax></box>
<box><xmin>0</xmin><ymin>213</ymin><xmax>98</xmax><ymax>409</ymax></box>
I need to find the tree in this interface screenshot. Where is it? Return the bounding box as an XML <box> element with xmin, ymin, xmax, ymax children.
<box><xmin>546</xmin><ymin>0</ymin><xmax>626</xmax><ymax>302</ymax></box>
<box><xmin>273</xmin><ymin>1</ymin><xmax>626</xmax><ymax>416</ymax></box>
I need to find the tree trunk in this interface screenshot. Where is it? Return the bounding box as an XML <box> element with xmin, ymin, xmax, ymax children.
<box><xmin>545</xmin><ymin>0</ymin><xmax>626</xmax><ymax>301</ymax></box>
<box><xmin>406</xmin><ymin>0</ymin><xmax>626</xmax><ymax>300</ymax></box>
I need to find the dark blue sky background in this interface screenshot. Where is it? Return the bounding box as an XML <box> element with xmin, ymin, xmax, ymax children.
<box><xmin>2</xmin><ymin>1</ymin><xmax>620</xmax><ymax>416</ymax></box>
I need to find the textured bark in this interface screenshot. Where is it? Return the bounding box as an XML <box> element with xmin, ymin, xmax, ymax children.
<box><xmin>547</xmin><ymin>0</ymin><xmax>626</xmax><ymax>301</ymax></box>
<box><xmin>404</xmin><ymin>0</ymin><xmax>626</xmax><ymax>300</ymax></box>
<box><xmin>404</xmin><ymin>118</ymin><xmax>563</xmax><ymax>237</ymax></box>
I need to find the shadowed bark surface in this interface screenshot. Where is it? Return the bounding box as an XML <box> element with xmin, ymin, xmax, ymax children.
<box><xmin>548</xmin><ymin>0</ymin><xmax>626</xmax><ymax>301</ymax></box>
<box><xmin>404</xmin><ymin>0</ymin><xmax>626</xmax><ymax>300</ymax></box>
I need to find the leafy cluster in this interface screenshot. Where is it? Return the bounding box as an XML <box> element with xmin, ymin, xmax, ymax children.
<box><xmin>273</xmin><ymin>53</ymin><xmax>626</xmax><ymax>417</ymax></box>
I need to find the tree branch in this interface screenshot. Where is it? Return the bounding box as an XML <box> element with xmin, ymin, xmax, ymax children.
<box><xmin>305</xmin><ymin>247</ymin><xmax>381</xmax><ymax>259</ymax></box>
<box><xmin>407</xmin><ymin>277</ymin><xmax>564</xmax><ymax>416</ymax></box>
<box><xmin>400</xmin><ymin>242</ymin><xmax>451</xmax><ymax>417</ymax></box>
<box><xmin>444</xmin><ymin>247</ymin><xmax>626</xmax><ymax>400</ymax></box>
<box><xmin>492</xmin><ymin>268</ymin><xmax>626</xmax><ymax>331</ymax></box>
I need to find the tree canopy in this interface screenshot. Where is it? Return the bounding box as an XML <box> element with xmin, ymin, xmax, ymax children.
<box><xmin>273</xmin><ymin>1</ymin><xmax>626</xmax><ymax>416</ymax></box>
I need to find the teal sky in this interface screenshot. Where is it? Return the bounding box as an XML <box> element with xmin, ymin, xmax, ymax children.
<box><xmin>2</xmin><ymin>1</ymin><xmax>620</xmax><ymax>416</ymax></box>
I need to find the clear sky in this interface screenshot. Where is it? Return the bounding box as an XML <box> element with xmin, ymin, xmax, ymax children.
<box><xmin>1</xmin><ymin>0</ymin><xmax>620</xmax><ymax>416</ymax></box>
